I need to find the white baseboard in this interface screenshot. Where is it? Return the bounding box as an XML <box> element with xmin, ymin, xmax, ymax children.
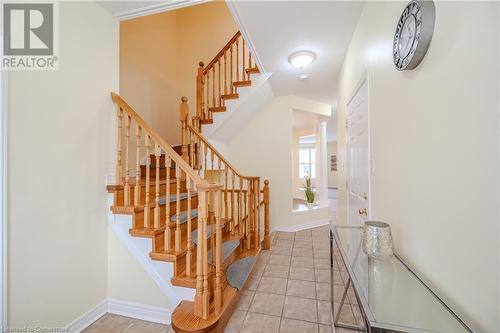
<box><xmin>63</xmin><ymin>299</ymin><xmax>172</xmax><ymax>332</ymax></box>
<box><xmin>273</xmin><ymin>219</ymin><xmax>331</xmax><ymax>233</ymax></box>
<box><xmin>63</xmin><ymin>300</ymin><xmax>108</xmax><ymax>333</ymax></box>
<box><xmin>107</xmin><ymin>299</ymin><xmax>171</xmax><ymax>325</ymax></box>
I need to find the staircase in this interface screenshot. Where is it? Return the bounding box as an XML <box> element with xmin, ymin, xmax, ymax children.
<box><xmin>191</xmin><ymin>31</ymin><xmax>261</xmax><ymax>131</ymax></box>
<box><xmin>107</xmin><ymin>31</ymin><xmax>270</xmax><ymax>333</ymax></box>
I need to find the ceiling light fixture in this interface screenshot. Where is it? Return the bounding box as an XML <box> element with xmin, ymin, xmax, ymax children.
<box><xmin>298</xmin><ymin>74</ymin><xmax>309</xmax><ymax>80</ymax></box>
<box><xmin>289</xmin><ymin>50</ymin><xmax>316</xmax><ymax>69</ymax></box>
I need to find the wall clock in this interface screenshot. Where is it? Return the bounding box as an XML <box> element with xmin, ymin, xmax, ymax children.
<box><xmin>393</xmin><ymin>0</ymin><xmax>435</xmax><ymax>70</ymax></box>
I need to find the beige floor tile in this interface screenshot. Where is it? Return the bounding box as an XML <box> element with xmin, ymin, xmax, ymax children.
<box><xmin>286</xmin><ymin>279</ymin><xmax>317</xmax><ymax>299</ymax></box>
<box><xmin>253</xmin><ymin>262</ymin><xmax>266</xmax><ymax>276</ymax></box>
<box><xmin>272</xmin><ymin>246</ymin><xmax>293</xmax><ymax>255</ymax></box>
<box><xmin>314</xmin><ymin>258</ymin><xmax>330</xmax><ymax>269</ymax></box>
<box><xmin>338</xmin><ymin>304</ymin><xmax>356</xmax><ymax>325</ymax></box>
<box><xmin>292</xmin><ymin>247</ymin><xmax>313</xmax><ymax>258</ymax></box>
<box><xmin>313</xmin><ymin>249</ymin><xmax>330</xmax><ymax>259</ymax></box>
<box><xmin>333</xmin><ymin>284</ymin><xmax>345</xmax><ymax>302</ymax></box>
<box><xmin>291</xmin><ymin>256</ymin><xmax>314</xmax><ymax>268</ymax></box>
<box><xmin>240</xmin><ymin>312</ymin><xmax>281</xmax><ymax>333</ymax></box>
<box><xmin>274</xmin><ymin>240</ymin><xmax>294</xmax><ymax>248</ymax></box>
<box><xmin>257</xmin><ymin>276</ymin><xmax>287</xmax><ymax>294</ymax></box>
<box><xmin>317</xmin><ymin>300</ymin><xmax>332</xmax><ymax>325</ymax></box>
<box><xmin>279</xmin><ymin>318</ymin><xmax>318</xmax><ymax>333</ymax></box>
<box><xmin>269</xmin><ymin>254</ymin><xmax>291</xmax><ymax>265</ymax></box>
<box><xmin>282</xmin><ymin>296</ymin><xmax>318</xmax><ymax>322</ymax></box>
<box><xmin>258</xmin><ymin>252</ymin><xmax>270</xmax><ymax>264</ymax></box>
<box><xmin>289</xmin><ymin>266</ymin><xmax>315</xmax><ymax>281</ymax></box>
<box><xmin>249</xmin><ymin>292</ymin><xmax>285</xmax><ymax>316</ymax></box>
<box><xmin>318</xmin><ymin>324</ymin><xmax>333</xmax><ymax>333</ymax></box>
<box><xmin>264</xmin><ymin>264</ymin><xmax>290</xmax><ymax>278</ymax></box>
<box><xmin>246</xmin><ymin>274</ymin><xmax>261</xmax><ymax>291</ymax></box>
<box><xmin>316</xmin><ymin>283</ymin><xmax>331</xmax><ymax>301</ymax></box>
<box><xmin>225</xmin><ymin>310</ymin><xmax>247</xmax><ymax>333</ymax></box>
<box><xmin>293</xmin><ymin>240</ymin><xmax>312</xmax><ymax>249</ymax></box>
<box><xmin>236</xmin><ymin>290</ymin><xmax>256</xmax><ymax>311</ymax></box>
<box><xmin>315</xmin><ymin>269</ymin><xmax>331</xmax><ymax>283</ymax></box>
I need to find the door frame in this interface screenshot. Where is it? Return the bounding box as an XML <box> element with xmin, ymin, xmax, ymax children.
<box><xmin>0</xmin><ymin>33</ymin><xmax>7</xmax><ymax>328</ymax></box>
<box><xmin>345</xmin><ymin>72</ymin><xmax>372</xmax><ymax>225</ymax></box>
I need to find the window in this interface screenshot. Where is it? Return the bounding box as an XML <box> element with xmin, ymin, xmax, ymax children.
<box><xmin>299</xmin><ymin>148</ymin><xmax>315</xmax><ymax>178</ymax></box>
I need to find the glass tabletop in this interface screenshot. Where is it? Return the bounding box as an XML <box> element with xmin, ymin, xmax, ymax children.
<box><xmin>332</xmin><ymin>225</ymin><xmax>473</xmax><ymax>333</ymax></box>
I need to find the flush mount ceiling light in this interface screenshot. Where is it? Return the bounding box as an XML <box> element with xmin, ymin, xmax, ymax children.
<box><xmin>289</xmin><ymin>50</ymin><xmax>316</xmax><ymax>69</ymax></box>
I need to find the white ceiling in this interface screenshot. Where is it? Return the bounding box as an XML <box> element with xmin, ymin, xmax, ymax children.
<box><xmin>230</xmin><ymin>1</ymin><xmax>363</xmax><ymax>105</ymax></box>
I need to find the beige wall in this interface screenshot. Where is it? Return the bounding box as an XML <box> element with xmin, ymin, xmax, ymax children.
<box><xmin>120</xmin><ymin>2</ymin><xmax>237</xmax><ymax>146</ymax></box>
<box><xmin>107</xmin><ymin>230</ymin><xmax>172</xmax><ymax>308</ymax></box>
<box><xmin>327</xmin><ymin>141</ymin><xmax>337</xmax><ymax>188</ymax></box>
<box><xmin>336</xmin><ymin>2</ymin><xmax>499</xmax><ymax>332</ymax></box>
<box><xmin>8</xmin><ymin>2</ymin><xmax>118</xmax><ymax>326</ymax></box>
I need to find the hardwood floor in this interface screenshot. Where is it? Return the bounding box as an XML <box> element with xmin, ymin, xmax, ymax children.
<box><xmin>82</xmin><ymin>314</ymin><xmax>173</xmax><ymax>333</ymax></box>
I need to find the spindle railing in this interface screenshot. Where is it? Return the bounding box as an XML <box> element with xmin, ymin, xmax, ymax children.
<box><xmin>195</xmin><ymin>31</ymin><xmax>258</xmax><ymax>128</ymax></box>
<box><xmin>112</xmin><ymin>92</ymin><xmax>226</xmax><ymax>319</ymax></box>
<box><xmin>180</xmin><ymin>97</ymin><xmax>270</xmax><ymax>252</ymax></box>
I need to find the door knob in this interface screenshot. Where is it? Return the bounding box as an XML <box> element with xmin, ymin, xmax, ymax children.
<box><xmin>358</xmin><ymin>208</ymin><xmax>368</xmax><ymax>216</ymax></box>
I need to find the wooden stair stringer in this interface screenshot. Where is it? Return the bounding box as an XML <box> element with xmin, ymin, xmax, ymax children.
<box><xmin>171</xmin><ymin>247</ymin><xmax>260</xmax><ymax>333</ymax></box>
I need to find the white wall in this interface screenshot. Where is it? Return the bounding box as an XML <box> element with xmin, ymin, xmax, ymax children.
<box><xmin>7</xmin><ymin>2</ymin><xmax>118</xmax><ymax>327</ymax></box>
<box><xmin>336</xmin><ymin>2</ymin><xmax>499</xmax><ymax>332</ymax></box>
<box><xmin>226</xmin><ymin>87</ymin><xmax>293</xmax><ymax>230</ymax></box>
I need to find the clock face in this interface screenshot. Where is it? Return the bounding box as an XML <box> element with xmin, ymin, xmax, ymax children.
<box><xmin>393</xmin><ymin>1</ymin><xmax>435</xmax><ymax>70</ymax></box>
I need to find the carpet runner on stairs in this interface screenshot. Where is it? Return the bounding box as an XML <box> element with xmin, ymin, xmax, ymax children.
<box><xmin>226</xmin><ymin>256</ymin><xmax>257</xmax><ymax>290</ymax></box>
<box><xmin>207</xmin><ymin>240</ymin><xmax>240</xmax><ymax>263</ymax></box>
<box><xmin>159</xmin><ymin>192</ymin><xmax>197</xmax><ymax>205</ymax></box>
<box><xmin>191</xmin><ymin>223</ymin><xmax>226</xmax><ymax>245</ymax></box>
<box><xmin>169</xmin><ymin>208</ymin><xmax>198</xmax><ymax>224</ymax></box>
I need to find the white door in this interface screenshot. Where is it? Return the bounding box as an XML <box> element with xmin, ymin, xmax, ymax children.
<box><xmin>346</xmin><ymin>77</ymin><xmax>370</xmax><ymax>227</ymax></box>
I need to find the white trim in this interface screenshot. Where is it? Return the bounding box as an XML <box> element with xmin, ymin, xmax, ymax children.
<box><xmin>62</xmin><ymin>299</ymin><xmax>172</xmax><ymax>333</ymax></box>
<box><xmin>0</xmin><ymin>32</ymin><xmax>7</xmax><ymax>329</ymax></box>
<box><xmin>107</xmin><ymin>299</ymin><xmax>171</xmax><ymax>325</ymax></box>
<box><xmin>225</xmin><ymin>1</ymin><xmax>266</xmax><ymax>74</ymax></box>
<box><xmin>273</xmin><ymin>219</ymin><xmax>330</xmax><ymax>233</ymax></box>
<box><xmin>63</xmin><ymin>300</ymin><xmax>108</xmax><ymax>333</ymax></box>
<box><xmin>112</xmin><ymin>0</ymin><xmax>208</xmax><ymax>21</ymax></box>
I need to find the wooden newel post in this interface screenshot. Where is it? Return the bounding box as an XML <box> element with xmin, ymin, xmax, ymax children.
<box><xmin>196</xmin><ymin>61</ymin><xmax>204</xmax><ymax>121</ymax></box>
<box><xmin>263</xmin><ymin>180</ymin><xmax>270</xmax><ymax>250</ymax></box>
<box><xmin>180</xmin><ymin>96</ymin><xmax>189</xmax><ymax>162</ymax></box>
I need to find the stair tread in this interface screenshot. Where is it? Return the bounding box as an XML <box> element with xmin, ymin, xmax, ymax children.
<box><xmin>246</xmin><ymin>67</ymin><xmax>260</xmax><ymax>74</ymax></box>
<box><xmin>233</xmin><ymin>80</ymin><xmax>251</xmax><ymax>87</ymax></box>
<box><xmin>226</xmin><ymin>256</ymin><xmax>257</xmax><ymax>290</ymax></box>
<box><xmin>159</xmin><ymin>192</ymin><xmax>197</xmax><ymax>205</ymax></box>
<box><xmin>191</xmin><ymin>223</ymin><xmax>226</xmax><ymax>245</ymax></box>
<box><xmin>200</xmin><ymin>119</ymin><xmax>213</xmax><ymax>125</ymax></box>
<box><xmin>207</xmin><ymin>239</ymin><xmax>240</xmax><ymax>263</ymax></box>
<box><xmin>221</xmin><ymin>93</ymin><xmax>239</xmax><ymax>100</ymax></box>
<box><xmin>208</xmin><ymin>106</ymin><xmax>226</xmax><ymax>112</ymax></box>
<box><xmin>170</xmin><ymin>208</ymin><xmax>199</xmax><ymax>224</ymax></box>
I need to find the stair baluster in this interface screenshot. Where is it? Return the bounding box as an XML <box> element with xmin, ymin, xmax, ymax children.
<box><xmin>134</xmin><ymin>124</ymin><xmax>141</xmax><ymax>206</ymax></box>
<box><xmin>124</xmin><ymin>114</ymin><xmax>131</xmax><ymax>205</ymax></box>
<box><xmin>116</xmin><ymin>106</ymin><xmax>123</xmax><ymax>185</ymax></box>
<box><xmin>154</xmin><ymin>143</ymin><xmax>161</xmax><ymax>229</ymax></box>
<box><xmin>175</xmin><ymin>164</ymin><xmax>181</xmax><ymax>252</ymax></box>
<box><xmin>164</xmin><ymin>155</ymin><xmax>171</xmax><ymax>251</ymax></box>
<box><xmin>144</xmin><ymin>135</ymin><xmax>151</xmax><ymax>228</ymax></box>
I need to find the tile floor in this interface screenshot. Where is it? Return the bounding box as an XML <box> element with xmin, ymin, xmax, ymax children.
<box><xmin>85</xmin><ymin>225</ymin><xmax>360</xmax><ymax>333</ymax></box>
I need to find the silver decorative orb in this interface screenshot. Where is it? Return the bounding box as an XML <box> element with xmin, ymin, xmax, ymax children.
<box><xmin>362</xmin><ymin>221</ymin><xmax>394</xmax><ymax>259</ymax></box>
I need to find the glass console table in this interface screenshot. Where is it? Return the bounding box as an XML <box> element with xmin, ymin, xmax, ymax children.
<box><xmin>330</xmin><ymin>225</ymin><xmax>474</xmax><ymax>333</ymax></box>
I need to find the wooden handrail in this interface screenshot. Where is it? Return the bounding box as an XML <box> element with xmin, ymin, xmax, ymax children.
<box><xmin>111</xmin><ymin>92</ymin><xmax>212</xmax><ymax>188</ymax></box>
<box><xmin>203</xmin><ymin>31</ymin><xmax>241</xmax><ymax>74</ymax></box>
<box><xmin>186</xmin><ymin>123</ymin><xmax>258</xmax><ymax>181</ymax></box>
